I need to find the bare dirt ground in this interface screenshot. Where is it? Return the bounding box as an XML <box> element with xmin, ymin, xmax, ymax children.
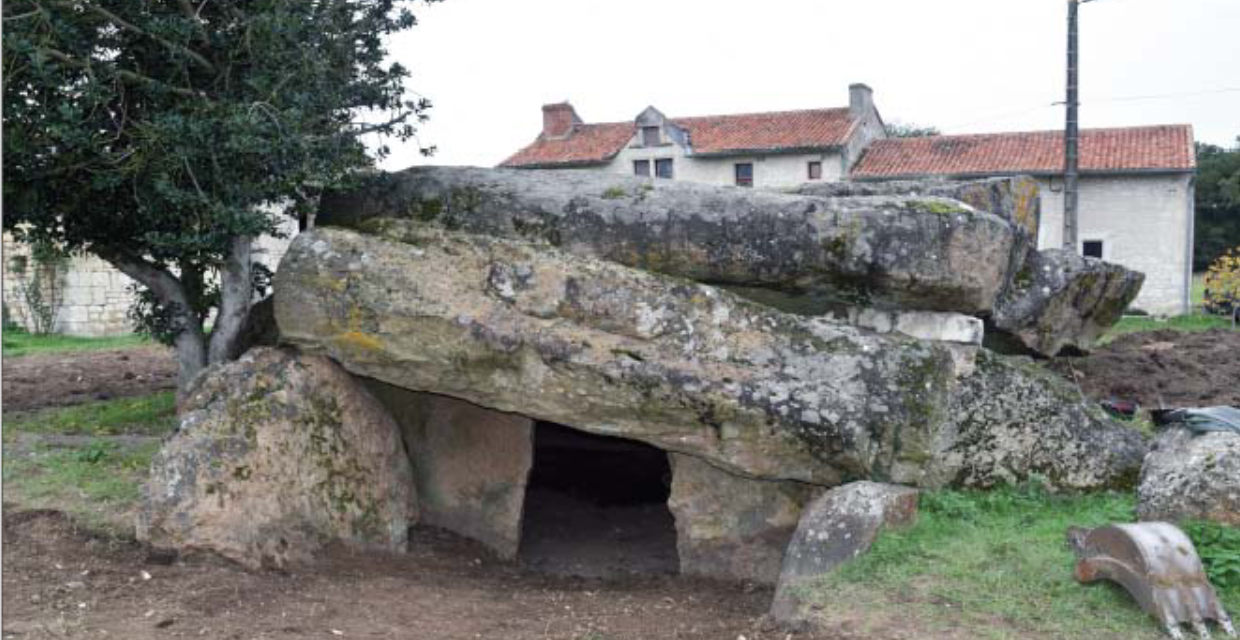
<box><xmin>1048</xmin><ymin>328</ymin><xmax>1240</xmax><ymax>409</ymax></box>
<box><xmin>1</xmin><ymin>509</ymin><xmax>817</xmax><ymax>640</ymax></box>
<box><xmin>2</xmin><ymin>346</ymin><xmax>176</xmax><ymax>413</ymax></box>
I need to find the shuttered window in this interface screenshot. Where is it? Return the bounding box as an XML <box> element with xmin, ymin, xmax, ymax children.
<box><xmin>735</xmin><ymin>163</ymin><xmax>753</xmax><ymax>187</ymax></box>
<box><xmin>634</xmin><ymin>160</ymin><xmax>651</xmax><ymax>177</ymax></box>
<box><xmin>655</xmin><ymin>159</ymin><xmax>674</xmax><ymax>179</ymax></box>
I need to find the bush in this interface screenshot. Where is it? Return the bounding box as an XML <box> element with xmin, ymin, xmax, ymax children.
<box><xmin>1203</xmin><ymin>247</ymin><xmax>1240</xmax><ymax>318</ymax></box>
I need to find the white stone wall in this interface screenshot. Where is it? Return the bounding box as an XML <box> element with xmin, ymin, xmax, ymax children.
<box><xmin>1035</xmin><ymin>173</ymin><xmax>1193</xmax><ymax>315</ymax></box>
<box><xmin>604</xmin><ymin>142</ymin><xmax>844</xmax><ymax>188</ymax></box>
<box><xmin>3</xmin><ymin>218</ymin><xmax>299</xmax><ymax>337</ymax></box>
<box><xmin>3</xmin><ymin>234</ymin><xmax>136</xmax><ymax>336</ymax></box>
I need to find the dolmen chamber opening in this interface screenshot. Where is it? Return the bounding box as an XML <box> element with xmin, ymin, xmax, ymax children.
<box><xmin>136</xmin><ymin>167</ymin><xmax>1150</xmax><ymax>598</ymax></box>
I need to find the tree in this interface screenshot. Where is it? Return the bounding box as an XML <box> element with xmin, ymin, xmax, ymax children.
<box><xmin>1195</xmin><ymin>139</ymin><xmax>1240</xmax><ymax>272</ymax></box>
<box><xmin>3</xmin><ymin>0</ymin><xmax>435</xmax><ymax>396</ymax></box>
<box><xmin>885</xmin><ymin>120</ymin><xmax>941</xmax><ymax>138</ymax></box>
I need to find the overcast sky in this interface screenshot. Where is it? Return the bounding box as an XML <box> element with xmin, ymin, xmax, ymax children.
<box><xmin>378</xmin><ymin>0</ymin><xmax>1240</xmax><ymax>170</ymax></box>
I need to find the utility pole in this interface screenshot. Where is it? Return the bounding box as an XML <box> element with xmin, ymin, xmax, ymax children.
<box><xmin>1064</xmin><ymin>0</ymin><xmax>1103</xmax><ymax>251</ymax></box>
<box><xmin>1063</xmin><ymin>0</ymin><xmax>1083</xmax><ymax>251</ymax></box>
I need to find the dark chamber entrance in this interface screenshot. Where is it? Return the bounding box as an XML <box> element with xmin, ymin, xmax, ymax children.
<box><xmin>519</xmin><ymin>421</ymin><xmax>679</xmax><ymax>577</ymax></box>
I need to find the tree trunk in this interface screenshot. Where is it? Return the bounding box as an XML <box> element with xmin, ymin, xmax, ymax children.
<box><xmin>108</xmin><ymin>254</ymin><xmax>211</xmax><ymax>406</ymax></box>
<box><xmin>208</xmin><ymin>235</ymin><xmax>253</xmax><ymax>363</ymax></box>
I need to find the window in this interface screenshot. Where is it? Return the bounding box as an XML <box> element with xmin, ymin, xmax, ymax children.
<box><xmin>655</xmin><ymin>158</ymin><xmax>674</xmax><ymax>179</ymax></box>
<box><xmin>807</xmin><ymin>161</ymin><xmax>822</xmax><ymax>181</ymax></box>
<box><xmin>634</xmin><ymin>160</ymin><xmax>650</xmax><ymax>177</ymax></box>
<box><xmin>1082</xmin><ymin>240</ymin><xmax>1104</xmax><ymax>259</ymax></box>
<box><xmin>734</xmin><ymin>163</ymin><xmax>753</xmax><ymax>187</ymax></box>
<box><xmin>642</xmin><ymin>126</ymin><xmax>661</xmax><ymax>147</ymax></box>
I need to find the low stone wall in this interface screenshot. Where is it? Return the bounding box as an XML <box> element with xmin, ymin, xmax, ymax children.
<box><xmin>3</xmin><ymin>234</ymin><xmax>135</xmax><ymax>337</ymax></box>
<box><xmin>3</xmin><ymin>217</ymin><xmax>298</xmax><ymax>337</ymax></box>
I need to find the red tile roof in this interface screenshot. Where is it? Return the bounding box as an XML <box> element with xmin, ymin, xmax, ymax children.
<box><xmin>850</xmin><ymin>125</ymin><xmax>1195</xmax><ymax>178</ymax></box>
<box><xmin>500</xmin><ymin>108</ymin><xmax>858</xmax><ymax>168</ymax></box>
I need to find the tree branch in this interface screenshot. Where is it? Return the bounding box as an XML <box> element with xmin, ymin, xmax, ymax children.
<box><xmin>37</xmin><ymin>47</ymin><xmax>205</xmax><ymax>99</ymax></box>
<box><xmin>52</xmin><ymin>1</ymin><xmax>218</xmax><ymax>74</ymax></box>
<box><xmin>207</xmin><ymin>235</ymin><xmax>253</xmax><ymax>363</ymax></box>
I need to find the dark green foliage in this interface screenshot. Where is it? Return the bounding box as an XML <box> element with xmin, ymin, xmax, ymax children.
<box><xmin>1195</xmin><ymin>139</ymin><xmax>1240</xmax><ymax>271</ymax></box>
<box><xmin>1183</xmin><ymin>521</ymin><xmax>1240</xmax><ymax>593</ymax></box>
<box><xmin>885</xmin><ymin>121</ymin><xmax>942</xmax><ymax>138</ymax></box>
<box><xmin>3</xmin><ymin>0</ymin><xmax>436</xmax><ymax>383</ymax></box>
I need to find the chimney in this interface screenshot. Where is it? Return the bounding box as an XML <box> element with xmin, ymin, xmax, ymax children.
<box><xmin>849</xmin><ymin>83</ymin><xmax>873</xmax><ymax>119</ymax></box>
<box><xmin>542</xmin><ymin>102</ymin><xmax>582</xmax><ymax>139</ymax></box>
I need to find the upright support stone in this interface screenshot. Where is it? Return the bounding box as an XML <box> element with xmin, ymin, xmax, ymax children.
<box><xmin>365</xmin><ymin>381</ymin><xmax>534</xmax><ymax>559</ymax></box>
<box><xmin>770</xmin><ymin>481</ymin><xmax>919</xmax><ymax>623</ymax></box>
<box><xmin>668</xmin><ymin>454</ymin><xmax>823</xmax><ymax>584</ymax></box>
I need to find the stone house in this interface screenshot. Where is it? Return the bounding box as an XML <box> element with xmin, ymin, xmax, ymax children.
<box><xmin>500</xmin><ymin>86</ymin><xmax>1196</xmax><ymax>315</ymax></box>
<box><xmin>850</xmin><ymin>126</ymin><xmax>1197</xmax><ymax>315</ymax></box>
<box><xmin>501</xmin><ymin>84</ymin><xmax>888</xmax><ymax>188</ymax></box>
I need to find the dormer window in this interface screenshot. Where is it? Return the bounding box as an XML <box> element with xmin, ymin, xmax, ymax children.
<box><xmin>641</xmin><ymin>126</ymin><xmax>661</xmax><ymax>147</ymax></box>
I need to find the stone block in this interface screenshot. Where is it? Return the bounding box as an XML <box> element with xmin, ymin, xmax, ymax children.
<box><xmin>770</xmin><ymin>481</ymin><xmax>919</xmax><ymax>623</ymax></box>
<box><xmin>845</xmin><ymin>307</ymin><xmax>983</xmax><ymax>345</ymax></box>
<box><xmin>364</xmin><ymin>381</ymin><xmax>534</xmax><ymax>560</ymax></box>
<box><xmin>668</xmin><ymin>454</ymin><xmax>822</xmax><ymax>584</ymax></box>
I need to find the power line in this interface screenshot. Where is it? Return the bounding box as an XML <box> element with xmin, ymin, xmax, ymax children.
<box><xmin>940</xmin><ymin>85</ymin><xmax>1240</xmax><ymax>132</ymax></box>
<box><xmin>1095</xmin><ymin>86</ymin><xmax>1240</xmax><ymax>103</ymax></box>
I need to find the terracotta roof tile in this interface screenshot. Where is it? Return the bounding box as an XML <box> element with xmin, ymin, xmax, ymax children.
<box><xmin>500</xmin><ymin>108</ymin><xmax>857</xmax><ymax>168</ymax></box>
<box><xmin>850</xmin><ymin>125</ymin><xmax>1195</xmax><ymax>178</ymax></box>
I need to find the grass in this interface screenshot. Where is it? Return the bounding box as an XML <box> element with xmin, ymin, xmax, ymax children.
<box><xmin>3</xmin><ymin>391</ymin><xmax>177</xmax><ymax>437</ymax></box>
<box><xmin>1100</xmin><ymin>313</ymin><xmax>1235</xmax><ymax>344</ymax></box>
<box><xmin>2</xmin><ymin>330</ymin><xmax>152</xmax><ymax>358</ymax></box>
<box><xmin>801</xmin><ymin>485</ymin><xmax>1240</xmax><ymax>640</ymax></box>
<box><xmin>1098</xmin><ymin>273</ymin><xmax>1237</xmax><ymax>344</ymax></box>
<box><xmin>2</xmin><ymin>439</ymin><xmax>162</xmax><ymax>533</ymax></box>
<box><xmin>2</xmin><ymin>391</ymin><xmax>177</xmax><ymax>534</ymax></box>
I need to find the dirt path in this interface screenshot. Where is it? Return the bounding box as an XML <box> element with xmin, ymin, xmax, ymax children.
<box><xmin>1048</xmin><ymin>328</ymin><xmax>1240</xmax><ymax>409</ymax></box>
<box><xmin>2</xmin><ymin>345</ymin><xmax>176</xmax><ymax>413</ymax></box>
<box><xmin>2</xmin><ymin>509</ymin><xmax>841</xmax><ymax>640</ymax></box>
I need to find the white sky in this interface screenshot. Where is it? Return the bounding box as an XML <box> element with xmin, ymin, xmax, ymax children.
<box><xmin>379</xmin><ymin>0</ymin><xmax>1240</xmax><ymax>170</ymax></box>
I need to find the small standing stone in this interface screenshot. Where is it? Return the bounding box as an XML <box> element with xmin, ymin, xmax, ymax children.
<box><xmin>770</xmin><ymin>481</ymin><xmax>919</xmax><ymax>624</ymax></box>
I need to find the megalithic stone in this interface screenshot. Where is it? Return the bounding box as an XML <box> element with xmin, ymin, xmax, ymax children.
<box><xmin>273</xmin><ymin>224</ymin><xmax>1146</xmax><ymax>490</ymax></box>
<box><xmin>791</xmin><ymin>175</ymin><xmax>1042</xmax><ymax>243</ymax></box>
<box><xmin>317</xmin><ymin>166</ymin><xmax>1025</xmax><ymax>315</ymax></box>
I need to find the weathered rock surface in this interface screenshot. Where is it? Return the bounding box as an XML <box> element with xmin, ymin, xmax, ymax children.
<box><xmin>932</xmin><ymin>349</ymin><xmax>1148</xmax><ymax>489</ymax></box>
<box><xmin>318</xmin><ymin>166</ymin><xmax>1024</xmax><ymax>314</ymax></box>
<box><xmin>364</xmin><ymin>381</ymin><xmax>534</xmax><ymax>559</ymax></box>
<box><xmin>1137</xmin><ymin>428</ymin><xmax>1240</xmax><ymax>526</ymax></box>
<box><xmin>668</xmin><ymin>455</ymin><xmax>822</xmax><ymax>584</ymax></box>
<box><xmin>274</xmin><ymin>225</ymin><xmax>1145</xmax><ymax>490</ymax></box>
<box><xmin>991</xmin><ymin>248</ymin><xmax>1144</xmax><ymax>356</ymax></box>
<box><xmin>792</xmin><ymin>175</ymin><xmax>1042</xmax><ymax>241</ymax></box>
<box><xmin>770</xmin><ymin>481</ymin><xmax>919</xmax><ymax>623</ymax></box>
<box><xmin>136</xmin><ymin>348</ymin><xmax>417</xmax><ymax>569</ymax></box>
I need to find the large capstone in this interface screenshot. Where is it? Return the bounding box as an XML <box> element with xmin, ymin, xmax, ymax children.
<box><xmin>274</xmin><ymin>224</ymin><xmax>1145</xmax><ymax>491</ymax></box>
<box><xmin>318</xmin><ymin>166</ymin><xmax>1025</xmax><ymax>315</ymax></box>
<box><xmin>136</xmin><ymin>348</ymin><xmax>416</xmax><ymax>569</ymax></box>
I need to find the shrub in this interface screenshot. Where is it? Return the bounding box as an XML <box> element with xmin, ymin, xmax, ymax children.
<box><xmin>6</xmin><ymin>241</ymin><xmax>69</xmax><ymax>335</ymax></box>
<box><xmin>1203</xmin><ymin>247</ymin><xmax>1240</xmax><ymax>319</ymax></box>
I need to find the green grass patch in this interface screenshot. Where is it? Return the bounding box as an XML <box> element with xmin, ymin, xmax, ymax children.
<box><xmin>2</xmin><ymin>438</ymin><xmax>160</xmax><ymax>534</ymax></box>
<box><xmin>803</xmin><ymin>485</ymin><xmax>1240</xmax><ymax>639</ymax></box>
<box><xmin>2</xmin><ymin>331</ymin><xmax>152</xmax><ymax>358</ymax></box>
<box><xmin>1100</xmin><ymin>314</ymin><xmax>1235</xmax><ymax>344</ymax></box>
<box><xmin>3</xmin><ymin>391</ymin><xmax>177</xmax><ymax>438</ymax></box>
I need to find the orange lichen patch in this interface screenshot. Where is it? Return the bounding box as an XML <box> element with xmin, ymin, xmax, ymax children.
<box><xmin>335</xmin><ymin>331</ymin><xmax>384</xmax><ymax>353</ymax></box>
